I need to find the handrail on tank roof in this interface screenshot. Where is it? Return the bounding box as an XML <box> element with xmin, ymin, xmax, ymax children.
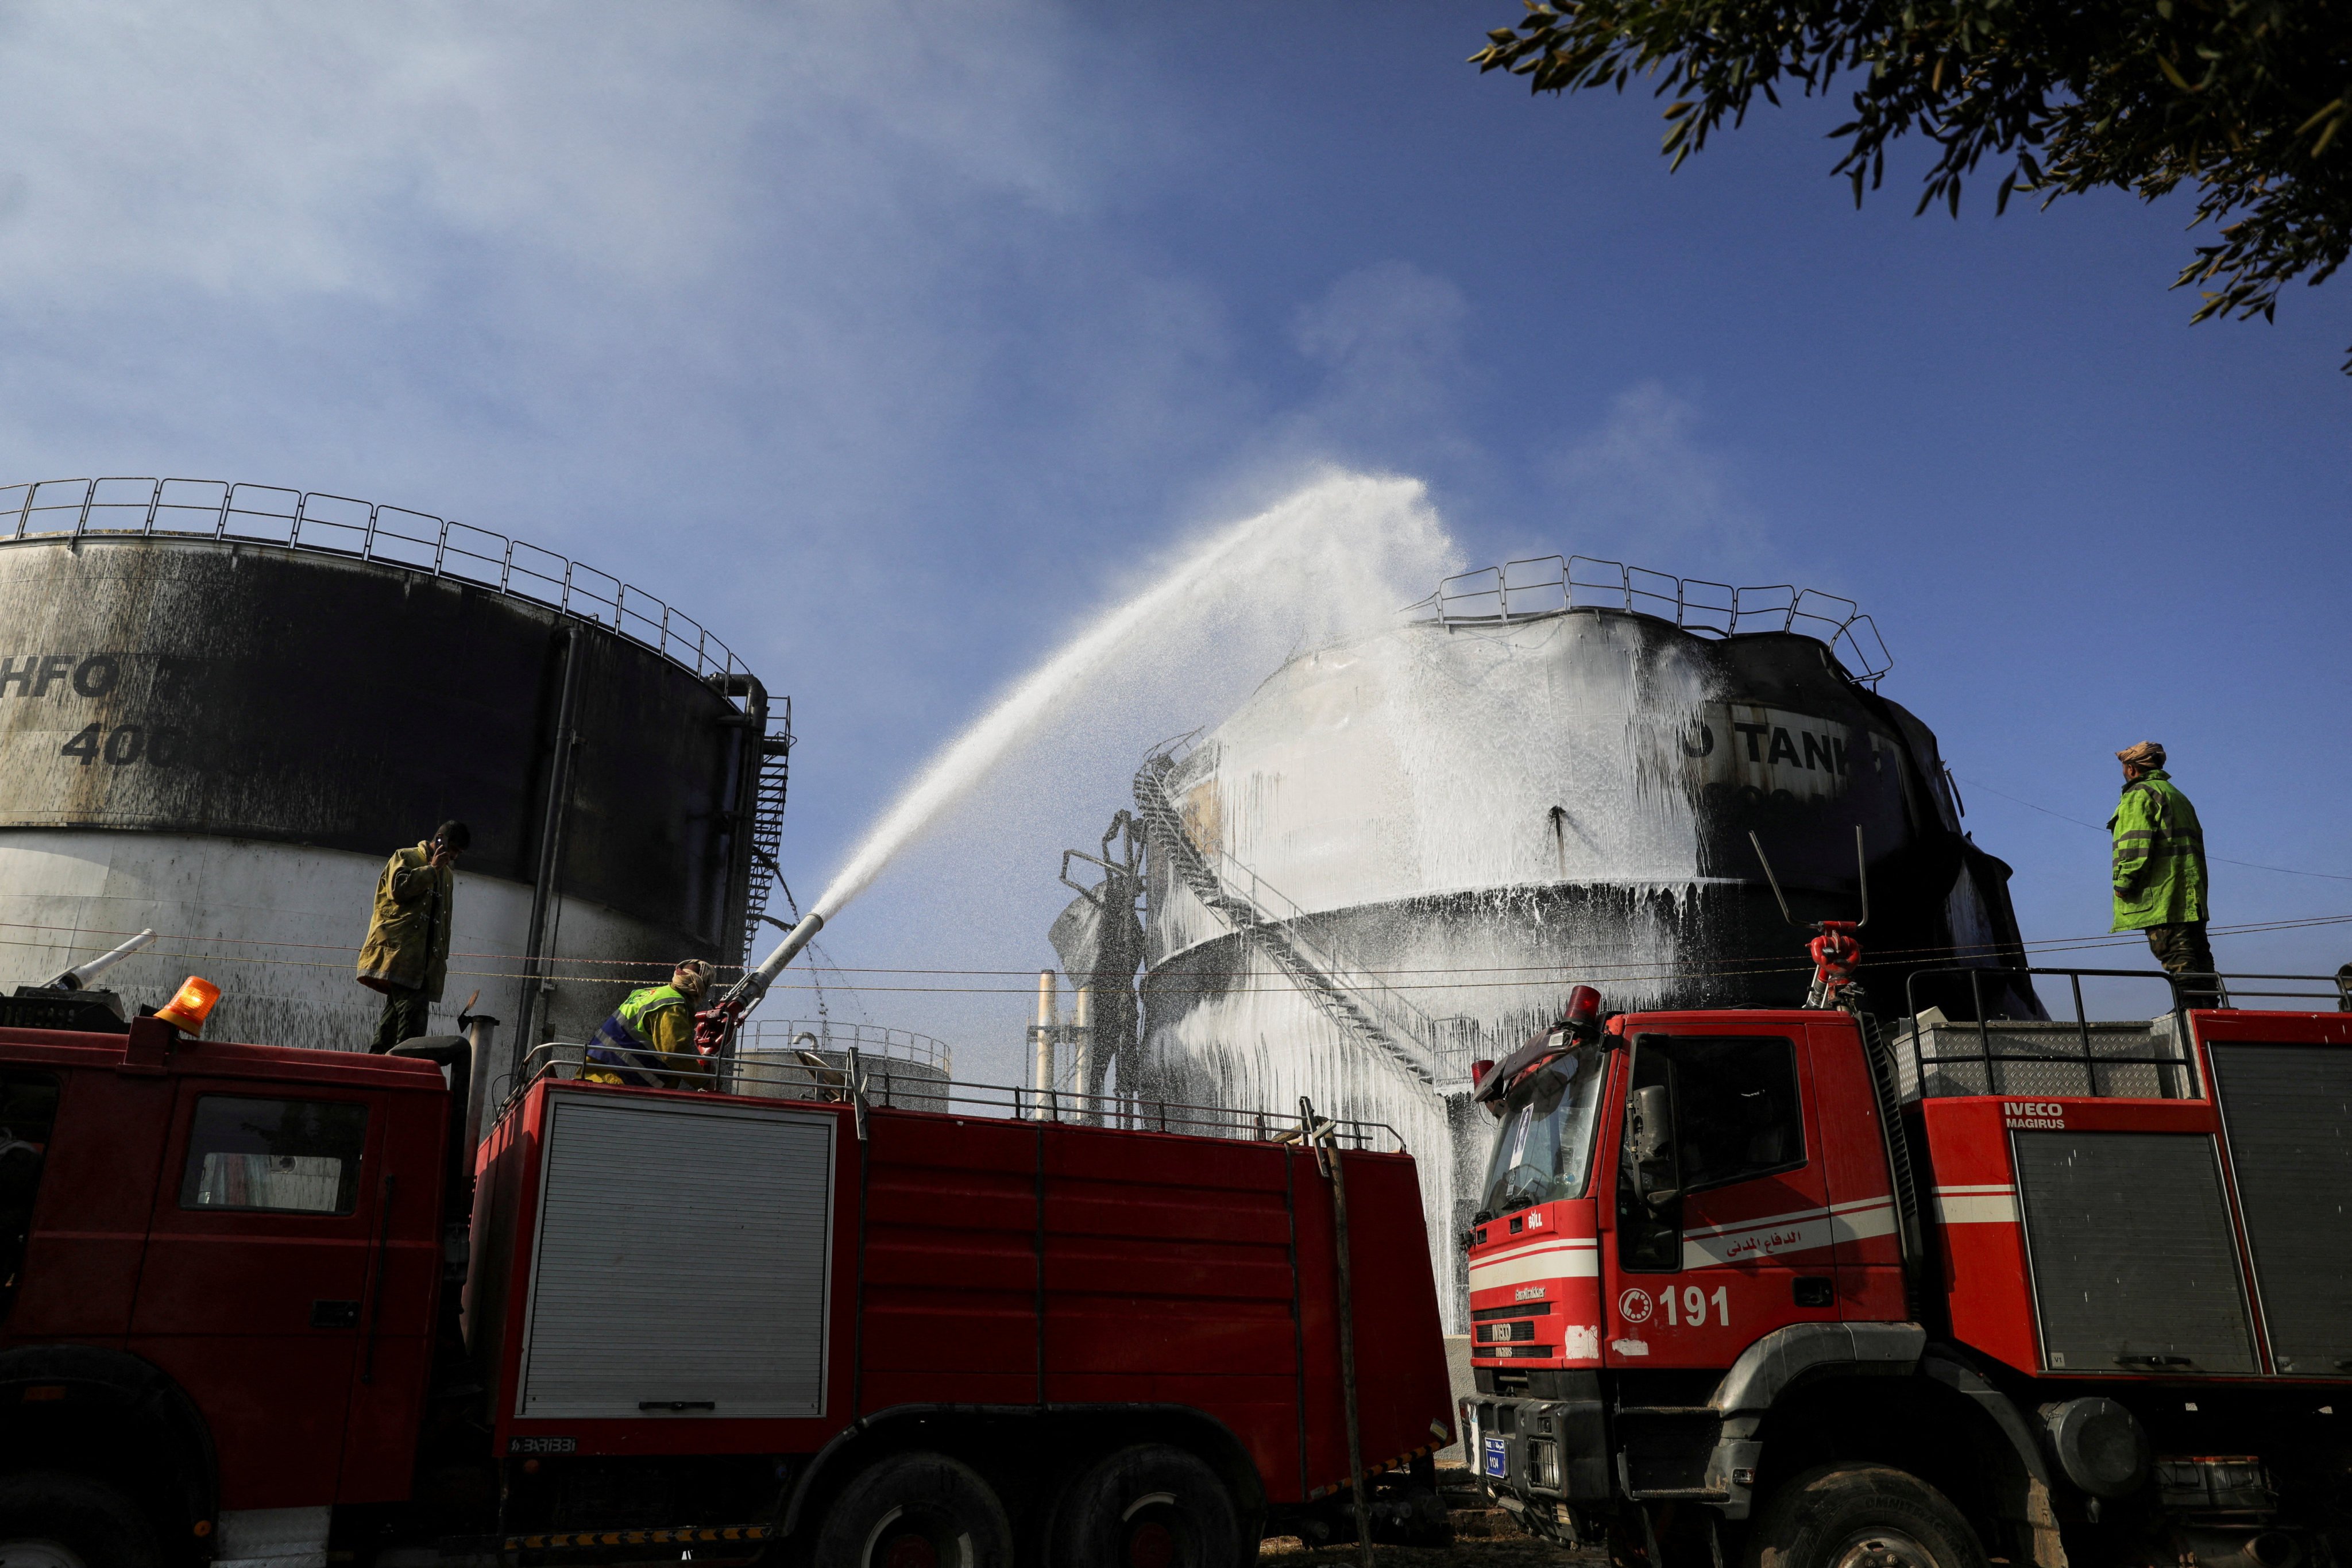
<box><xmin>1404</xmin><ymin>552</ymin><xmax>1894</xmax><ymax>685</ymax></box>
<box><xmin>0</xmin><ymin>476</ymin><xmax>752</xmax><ymax>688</ymax></box>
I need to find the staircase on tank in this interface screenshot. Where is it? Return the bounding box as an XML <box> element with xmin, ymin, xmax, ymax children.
<box><xmin>1132</xmin><ymin>750</ymin><xmax>1450</xmax><ymax>1090</ymax></box>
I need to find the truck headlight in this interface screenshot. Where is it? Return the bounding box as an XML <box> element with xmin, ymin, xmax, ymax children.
<box><xmin>1527</xmin><ymin>1438</ymin><xmax>1561</xmax><ymax>1490</ymax></box>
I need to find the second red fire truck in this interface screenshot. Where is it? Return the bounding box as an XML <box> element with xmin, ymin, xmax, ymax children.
<box><xmin>1462</xmin><ymin>963</ymin><xmax>2352</xmax><ymax>1568</ymax></box>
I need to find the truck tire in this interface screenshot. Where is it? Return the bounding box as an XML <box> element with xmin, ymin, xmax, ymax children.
<box><xmin>1048</xmin><ymin>1444</ymin><xmax>1242</xmax><ymax>1568</ymax></box>
<box><xmin>1744</xmin><ymin>1465</ymin><xmax>1986</xmax><ymax>1568</ymax></box>
<box><xmin>0</xmin><ymin>1471</ymin><xmax>161</xmax><ymax>1568</ymax></box>
<box><xmin>812</xmin><ymin>1451</ymin><xmax>1011</xmax><ymax>1568</ymax></box>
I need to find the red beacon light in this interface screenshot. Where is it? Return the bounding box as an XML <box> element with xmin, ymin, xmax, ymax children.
<box><xmin>1474</xmin><ymin>984</ymin><xmax>1607</xmax><ymax>1119</ymax></box>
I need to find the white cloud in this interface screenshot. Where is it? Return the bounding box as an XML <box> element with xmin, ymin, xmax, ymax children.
<box><xmin>1285</xmin><ymin>260</ymin><xmax>1476</xmax><ymax>461</ymax></box>
<box><xmin>1292</xmin><ymin>260</ymin><xmax>1466</xmax><ymax>380</ymax></box>
<box><xmin>0</xmin><ymin>0</ymin><xmax>1241</xmax><ymax>640</ymax></box>
<box><xmin>1542</xmin><ymin>381</ymin><xmax>1767</xmax><ymax>574</ymax></box>
<box><xmin>0</xmin><ymin>1</ymin><xmax>1102</xmax><ymax>306</ymax></box>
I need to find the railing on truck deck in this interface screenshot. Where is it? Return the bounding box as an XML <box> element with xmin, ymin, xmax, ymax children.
<box><xmin>1898</xmin><ymin>965</ymin><xmax>2351</xmax><ymax>1102</ymax></box>
<box><xmin>501</xmin><ymin>1040</ymin><xmax>1407</xmax><ymax>1152</ymax></box>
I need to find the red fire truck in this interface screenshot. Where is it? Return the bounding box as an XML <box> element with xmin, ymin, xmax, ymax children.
<box><xmin>0</xmin><ymin>1002</ymin><xmax>1454</xmax><ymax>1568</ymax></box>
<box><xmin>1461</xmin><ymin>964</ymin><xmax>2352</xmax><ymax>1568</ymax></box>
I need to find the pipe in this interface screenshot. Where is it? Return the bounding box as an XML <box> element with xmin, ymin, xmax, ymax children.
<box><xmin>1033</xmin><ymin>970</ymin><xmax>1057</xmax><ymax>1112</ymax></box>
<box><xmin>1072</xmin><ymin>984</ymin><xmax>1093</xmax><ymax>1121</ymax></box>
<box><xmin>2177</xmin><ymin>1529</ymin><xmax>2302</xmax><ymax>1568</ymax></box>
<box><xmin>462</xmin><ymin>1012</ymin><xmax>499</xmax><ymax>1157</ymax></box>
<box><xmin>44</xmin><ymin>929</ymin><xmax>156</xmax><ymax>991</ymax></box>
<box><xmin>718</xmin><ymin>910</ymin><xmax>825</xmax><ymax>1015</ymax></box>
<box><xmin>387</xmin><ymin>1035</ymin><xmax>476</xmax><ymax>1228</ymax></box>
<box><xmin>516</xmin><ymin>626</ymin><xmax>583</xmax><ymax>1060</ymax></box>
<box><xmin>1303</xmin><ymin>1095</ymin><xmax>1375</xmax><ymax>1568</ymax></box>
<box><xmin>717</xmin><ymin>674</ymin><xmax>770</xmax><ymax>978</ymax></box>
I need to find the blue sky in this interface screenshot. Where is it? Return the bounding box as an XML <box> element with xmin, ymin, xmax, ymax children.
<box><xmin>1</xmin><ymin>3</ymin><xmax>2344</xmax><ymax>1075</ymax></box>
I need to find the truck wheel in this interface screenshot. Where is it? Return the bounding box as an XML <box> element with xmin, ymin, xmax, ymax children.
<box><xmin>812</xmin><ymin>1451</ymin><xmax>1011</xmax><ymax>1568</ymax></box>
<box><xmin>0</xmin><ymin>1471</ymin><xmax>161</xmax><ymax>1568</ymax></box>
<box><xmin>1048</xmin><ymin>1444</ymin><xmax>1242</xmax><ymax>1568</ymax></box>
<box><xmin>1745</xmin><ymin>1465</ymin><xmax>1986</xmax><ymax>1568</ymax></box>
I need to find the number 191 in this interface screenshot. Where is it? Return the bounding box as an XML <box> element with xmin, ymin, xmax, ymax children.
<box><xmin>1661</xmin><ymin>1284</ymin><xmax>1729</xmax><ymax>1327</ymax></box>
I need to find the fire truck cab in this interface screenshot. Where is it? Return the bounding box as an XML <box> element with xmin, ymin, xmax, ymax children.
<box><xmin>1462</xmin><ymin>970</ymin><xmax>2352</xmax><ymax>1568</ymax></box>
<box><xmin>0</xmin><ymin>1015</ymin><xmax>454</xmax><ymax>1565</ymax></box>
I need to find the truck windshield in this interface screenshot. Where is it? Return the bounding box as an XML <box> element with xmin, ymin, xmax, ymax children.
<box><xmin>1478</xmin><ymin>1048</ymin><xmax>1605</xmax><ymax>1221</ymax></box>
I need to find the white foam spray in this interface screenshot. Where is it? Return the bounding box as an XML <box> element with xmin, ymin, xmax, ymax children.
<box><xmin>807</xmin><ymin>470</ymin><xmax>1454</xmax><ymax>925</ymax></box>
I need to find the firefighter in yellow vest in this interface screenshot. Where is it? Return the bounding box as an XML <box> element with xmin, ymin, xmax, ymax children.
<box><xmin>2109</xmin><ymin>741</ymin><xmax>2221</xmax><ymax>1007</ymax></box>
<box><xmin>582</xmin><ymin>961</ymin><xmax>718</xmax><ymax>1089</ymax></box>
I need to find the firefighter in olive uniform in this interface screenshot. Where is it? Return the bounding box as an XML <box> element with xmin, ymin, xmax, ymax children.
<box><xmin>584</xmin><ymin>960</ymin><xmax>719</xmax><ymax>1089</ymax></box>
<box><xmin>2109</xmin><ymin>743</ymin><xmax>2222</xmax><ymax>1006</ymax></box>
<box><xmin>357</xmin><ymin>821</ymin><xmax>470</xmax><ymax>1053</ymax></box>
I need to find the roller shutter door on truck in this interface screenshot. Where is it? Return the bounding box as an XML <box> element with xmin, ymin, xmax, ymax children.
<box><xmin>517</xmin><ymin>1095</ymin><xmax>835</xmax><ymax>1418</ymax></box>
<box><xmin>2209</xmin><ymin>1042</ymin><xmax>2352</xmax><ymax>1378</ymax></box>
<box><xmin>2013</xmin><ymin>1130</ymin><xmax>2258</xmax><ymax>1376</ymax></box>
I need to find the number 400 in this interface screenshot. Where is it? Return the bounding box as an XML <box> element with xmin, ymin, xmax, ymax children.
<box><xmin>1662</xmin><ymin>1284</ymin><xmax>1729</xmax><ymax>1327</ymax></box>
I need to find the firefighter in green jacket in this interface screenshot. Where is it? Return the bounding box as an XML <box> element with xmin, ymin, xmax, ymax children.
<box><xmin>583</xmin><ymin>960</ymin><xmax>718</xmax><ymax>1090</ymax></box>
<box><xmin>357</xmin><ymin>821</ymin><xmax>470</xmax><ymax>1053</ymax></box>
<box><xmin>2109</xmin><ymin>743</ymin><xmax>2221</xmax><ymax>1006</ymax></box>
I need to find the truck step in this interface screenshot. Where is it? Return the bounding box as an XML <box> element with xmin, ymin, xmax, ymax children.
<box><xmin>499</xmin><ymin>1523</ymin><xmax>773</xmax><ymax>1560</ymax></box>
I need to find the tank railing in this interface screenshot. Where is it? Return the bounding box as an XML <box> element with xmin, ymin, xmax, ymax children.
<box><xmin>739</xmin><ymin>1019</ymin><xmax>952</xmax><ymax>1076</ymax></box>
<box><xmin>1899</xmin><ymin>964</ymin><xmax>2352</xmax><ymax>1102</ymax></box>
<box><xmin>0</xmin><ymin>476</ymin><xmax>748</xmax><ymax>687</ymax></box>
<box><xmin>1405</xmin><ymin>552</ymin><xmax>1893</xmax><ymax>683</ymax></box>
<box><xmin>499</xmin><ymin>1040</ymin><xmax>1404</xmax><ymax>1152</ymax></box>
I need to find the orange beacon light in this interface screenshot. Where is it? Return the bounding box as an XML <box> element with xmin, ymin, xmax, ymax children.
<box><xmin>155</xmin><ymin>977</ymin><xmax>221</xmax><ymax>1036</ymax></box>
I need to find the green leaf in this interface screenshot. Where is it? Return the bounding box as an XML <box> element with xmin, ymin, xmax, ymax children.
<box><xmin>2294</xmin><ymin>98</ymin><xmax>2346</xmax><ymax>136</ymax></box>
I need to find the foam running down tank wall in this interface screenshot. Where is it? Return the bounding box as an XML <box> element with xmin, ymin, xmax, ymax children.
<box><xmin>1114</xmin><ymin>558</ymin><xmax>2038</xmax><ymax>1332</ymax></box>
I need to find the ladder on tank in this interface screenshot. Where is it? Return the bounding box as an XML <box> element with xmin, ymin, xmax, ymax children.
<box><xmin>1131</xmin><ymin>750</ymin><xmax>1450</xmax><ymax>1091</ymax></box>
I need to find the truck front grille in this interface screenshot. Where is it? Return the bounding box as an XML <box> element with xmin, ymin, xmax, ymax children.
<box><xmin>1472</xmin><ymin>1301</ymin><xmax>1554</xmax><ymax>1320</ymax></box>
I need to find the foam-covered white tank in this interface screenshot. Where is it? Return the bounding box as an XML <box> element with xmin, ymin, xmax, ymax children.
<box><xmin>1133</xmin><ymin>563</ymin><xmax>2032</xmax><ymax>1329</ymax></box>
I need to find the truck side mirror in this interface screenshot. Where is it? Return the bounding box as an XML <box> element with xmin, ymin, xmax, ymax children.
<box><xmin>1629</xmin><ymin>1082</ymin><xmax>1681</xmax><ymax>1212</ymax></box>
